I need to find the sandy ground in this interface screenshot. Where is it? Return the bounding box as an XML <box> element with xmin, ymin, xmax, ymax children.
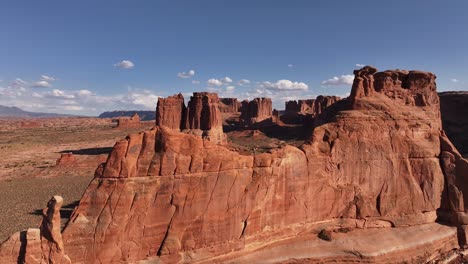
<box><xmin>0</xmin><ymin>117</ymin><xmax>154</xmax><ymax>242</ymax></box>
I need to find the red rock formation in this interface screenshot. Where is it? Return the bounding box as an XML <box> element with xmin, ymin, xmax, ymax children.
<box><xmin>285</xmin><ymin>96</ymin><xmax>341</xmax><ymax>117</ymax></box>
<box><xmin>183</xmin><ymin>92</ymin><xmax>225</xmax><ymax>143</ymax></box>
<box><xmin>219</xmin><ymin>98</ymin><xmax>240</xmax><ymax>113</ymax></box>
<box><xmin>2</xmin><ymin>66</ymin><xmax>467</xmax><ymax>263</ymax></box>
<box><xmin>55</xmin><ymin>153</ymin><xmax>77</xmax><ymax>166</ymax></box>
<box><xmin>20</xmin><ymin>120</ymin><xmax>42</xmax><ymax>128</ymax></box>
<box><xmin>351</xmin><ymin>66</ymin><xmax>439</xmax><ymax>107</ymax></box>
<box><xmin>439</xmin><ymin>91</ymin><xmax>468</xmax><ymax>157</ymax></box>
<box><xmin>240</xmin><ymin>97</ymin><xmax>272</xmax><ymax>125</ymax></box>
<box><xmin>156</xmin><ymin>93</ymin><xmax>186</xmax><ymax>130</ymax></box>
<box><xmin>0</xmin><ymin>196</ymin><xmax>71</xmax><ymax>264</ymax></box>
<box><xmin>115</xmin><ymin>113</ymin><xmax>141</xmax><ymax>129</ymax></box>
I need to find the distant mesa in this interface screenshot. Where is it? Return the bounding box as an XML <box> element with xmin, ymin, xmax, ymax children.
<box><xmin>114</xmin><ymin>113</ymin><xmax>143</xmax><ymax>129</ymax></box>
<box><xmin>98</xmin><ymin>110</ymin><xmax>155</xmax><ymax>121</ymax></box>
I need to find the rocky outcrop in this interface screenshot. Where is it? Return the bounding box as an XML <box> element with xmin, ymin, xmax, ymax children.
<box><xmin>115</xmin><ymin>113</ymin><xmax>141</xmax><ymax>129</ymax></box>
<box><xmin>240</xmin><ymin>97</ymin><xmax>272</xmax><ymax>125</ymax></box>
<box><xmin>183</xmin><ymin>92</ymin><xmax>224</xmax><ymax>143</ymax></box>
<box><xmin>156</xmin><ymin>92</ymin><xmax>225</xmax><ymax>143</ymax></box>
<box><xmin>285</xmin><ymin>95</ymin><xmax>341</xmax><ymax>118</ymax></box>
<box><xmin>55</xmin><ymin>153</ymin><xmax>77</xmax><ymax>166</ymax></box>
<box><xmin>219</xmin><ymin>98</ymin><xmax>240</xmax><ymax>113</ymax></box>
<box><xmin>156</xmin><ymin>93</ymin><xmax>186</xmax><ymax>130</ymax></box>
<box><xmin>439</xmin><ymin>91</ymin><xmax>468</xmax><ymax>157</ymax></box>
<box><xmin>351</xmin><ymin>66</ymin><xmax>439</xmax><ymax>108</ymax></box>
<box><xmin>2</xmin><ymin>66</ymin><xmax>466</xmax><ymax>263</ymax></box>
<box><xmin>0</xmin><ymin>196</ymin><xmax>71</xmax><ymax>264</ymax></box>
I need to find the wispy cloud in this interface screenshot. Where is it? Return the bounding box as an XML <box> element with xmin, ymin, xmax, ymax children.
<box><xmin>451</xmin><ymin>78</ymin><xmax>459</xmax><ymax>83</ymax></box>
<box><xmin>355</xmin><ymin>63</ymin><xmax>366</xmax><ymax>67</ymax></box>
<box><xmin>321</xmin><ymin>75</ymin><xmax>354</xmax><ymax>86</ymax></box>
<box><xmin>288</xmin><ymin>64</ymin><xmax>294</xmax><ymax>68</ymax></box>
<box><xmin>114</xmin><ymin>60</ymin><xmax>135</xmax><ymax>69</ymax></box>
<box><xmin>191</xmin><ymin>80</ymin><xmax>200</xmax><ymax>84</ymax></box>
<box><xmin>178</xmin><ymin>69</ymin><xmax>195</xmax><ymax>79</ymax></box>
<box><xmin>238</xmin><ymin>79</ymin><xmax>251</xmax><ymax>86</ymax></box>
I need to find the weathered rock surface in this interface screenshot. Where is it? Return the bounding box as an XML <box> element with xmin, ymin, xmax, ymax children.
<box><xmin>240</xmin><ymin>97</ymin><xmax>272</xmax><ymax>125</ymax></box>
<box><xmin>56</xmin><ymin>153</ymin><xmax>77</xmax><ymax>166</ymax></box>
<box><xmin>2</xmin><ymin>66</ymin><xmax>466</xmax><ymax>263</ymax></box>
<box><xmin>439</xmin><ymin>91</ymin><xmax>468</xmax><ymax>157</ymax></box>
<box><xmin>115</xmin><ymin>113</ymin><xmax>141</xmax><ymax>129</ymax></box>
<box><xmin>219</xmin><ymin>98</ymin><xmax>240</xmax><ymax>113</ymax></box>
<box><xmin>156</xmin><ymin>93</ymin><xmax>186</xmax><ymax>130</ymax></box>
<box><xmin>283</xmin><ymin>96</ymin><xmax>341</xmax><ymax>124</ymax></box>
<box><xmin>285</xmin><ymin>96</ymin><xmax>341</xmax><ymax>116</ymax></box>
<box><xmin>156</xmin><ymin>92</ymin><xmax>225</xmax><ymax>143</ymax></box>
<box><xmin>0</xmin><ymin>196</ymin><xmax>71</xmax><ymax>264</ymax></box>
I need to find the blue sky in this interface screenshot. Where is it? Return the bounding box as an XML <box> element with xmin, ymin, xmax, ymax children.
<box><xmin>1</xmin><ymin>0</ymin><xmax>467</xmax><ymax>115</ymax></box>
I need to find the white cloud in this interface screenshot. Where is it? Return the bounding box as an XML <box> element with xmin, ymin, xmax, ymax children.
<box><xmin>261</xmin><ymin>79</ymin><xmax>308</xmax><ymax>91</ymax></box>
<box><xmin>178</xmin><ymin>70</ymin><xmax>195</xmax><ymax>79</ymax></box>
<box><xmin>355</xmin><ymin>64</ymin><xmax>366</xmax><ymax>67</ymax></box>
<box><xmin>321</xmin><ymin>75</ymin><xmax>354</xmax><ymax>86</ymax></box>
<box><xmin>226</xmin><ymin>86</ymin><xmax>235</xmax><ymax>91</ymax></box>
<box><xmin>0</xmin><ymin>78</ymin><xmax>161</xmax><ymax>115</ymax></box>
<box><xmin>451</xmin><ymin>79</ymin><xmax>459</xmax><ymax>83</ymax></box>
<box><xmin>192</xmin><ymin>80</ymin><xmax>200</xmax><ymax>84</ymax></box>
<box><xmin>221</xmin><ymin>77</ymin><xmax>232</xmax><ymax>83</ymax></box>
<box><xmin>40</xmin><ymin>75</ymin><xmax>56</xmax><ymax>82</ymax></box>
<box><xmin>207</xmin><ymin>78</ymin><xmax>223</xmax><ymax>86</ymax></box>
<box><xmin>32</xmin><ymin>80</ymin><xmax>52</xmax><ymax>88</ymax></box>
<box><xmin>114</xmin><ymin>60</ymin><xmax>135</xmax><ymax>69</ymax></box>
<box><xmin>238</xmin><ymin>79</ymin><xmax>251</xmax><ymax>86</ymax></box>
<box><xmin>288</xmin><ymin>64</ymin><xmax>294</xmax><ymax>68</ymax></box>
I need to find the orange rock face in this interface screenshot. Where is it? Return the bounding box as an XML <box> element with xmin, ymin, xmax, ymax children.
<box><xmin>0</xmin><ymin>196</ymin><xmax>71</xmax><ymax>264</ymax></box>
<box><xmin>55</xmin><ymin>153</ymin><xmax>77</xmax><ymax>166</ymax></box>
<box><xmin>284</xmin><ymin>96</ymin><xmax>341</xmax><ymax>124</ymax></box>
<box><xmin>157</xmin><ymin>92</ymin><xmax>225</xmax><ymax>143</ymax></box>
<box><xmin>2</xmin><ymin>66</ymin><xmax>467</xmax><ymax>263</ymax></box>
<box><xmin>156</xmin><ymin>93</ymin><xmax>186</xmax><ymax>130</ymax></box>
<box><xmin>219</xmin><ymin>98</ymin><xmax>240</xmax><ymax>113</ymax></box>
<box><xmin>115</xmin><ymin>113</ymin><xmax>141</xmax><ymax>129</ymax></box>
<box><xmin>240</xmin><ymin>97</ymin><xmax>272</xmax><ymax>125</ymax></box>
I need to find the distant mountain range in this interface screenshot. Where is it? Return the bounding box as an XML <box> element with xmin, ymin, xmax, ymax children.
<box><xmin>98</xmin><ymin>110</ymin><xmax>155</xmax><ymax>121</ymax></box>
<box><xmin>0</xmin><ymin>105</ymin><xmax>75</xmax><ymax>118</ymax></box>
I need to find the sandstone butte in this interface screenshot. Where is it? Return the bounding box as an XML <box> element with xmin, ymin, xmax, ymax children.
<box><xmin>1</xmin><ymin>66</ymin><xmax>468</xmax><ymax>263</ymax></box>
<box><xmin>240</xmin><ymin>97</ymin><xmax>273</xmax><ymax>125</ymax></box>
<box><xmin>115</xmin><ymin>113</ymin><xmax>142</xmax><ymax>129</ymax></box>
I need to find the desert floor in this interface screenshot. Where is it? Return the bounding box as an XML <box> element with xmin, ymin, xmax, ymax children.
<box><xmin>0</xmin><ymin>117</ymin><xmax>154</xmax><ymax>242</ymax></box>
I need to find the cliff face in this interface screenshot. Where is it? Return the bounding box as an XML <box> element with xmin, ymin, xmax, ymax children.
<box><xmin>156</xmin><ymin>92</ymin><xmax>225</xmax><ymax>143</ymax></box>
<box><xmin>284</xmin><ymin>96</ymin><xmax>341</xmax><ymax>121</ymax></box>
<box><xmin>2</xmin><ymin>66</ymin><xmax>467</xmax><ymax>263</ymax></box>
<box><xmin>219</xmin><ymin>98</ymin><xmax>240</xmax><ymax>113</ymax></box>
<box><xmin>439</xmin><ymin>91</ymin><xmax>468</xmax><ymax>157</ymax></box>
<box><xmin>156</xmin><ymin>93</ymin><xmax>186</xmax><ymax>130</ymax></box>
<box><xmin>240</xmin><ymin>97</ymin><xmax>272</xmax><ymax>125</ymax></box>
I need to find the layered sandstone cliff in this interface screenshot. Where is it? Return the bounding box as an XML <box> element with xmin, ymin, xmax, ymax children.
<box><xmin>240</xmin><ymin>97</ymin><xmax>272</xmax><ymax>125</ymax></box>
<box><xmin>219</xmin><ymin>98</ymin><xmax>240</xmax><ymax>113</ymax></box>
<box><xmin>156</xmin><ymin>93</ymin><xmax>186</xmax><ymax>130</ymax></box>
<box><xmin>1</xmin><ymin>66</ymin><xmax>467</xmax><ymax>263</ymax></box>
<box><xmin>156</xmin><ymin>92</ymin><xmax>225</xmax><ymax>143</ymax></box>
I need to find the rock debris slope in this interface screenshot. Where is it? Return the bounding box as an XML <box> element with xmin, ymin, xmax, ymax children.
<box><xmin>1</xmin><ymin>66</ymin><xmax>467</xmax><ymax>263</ymax></box>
